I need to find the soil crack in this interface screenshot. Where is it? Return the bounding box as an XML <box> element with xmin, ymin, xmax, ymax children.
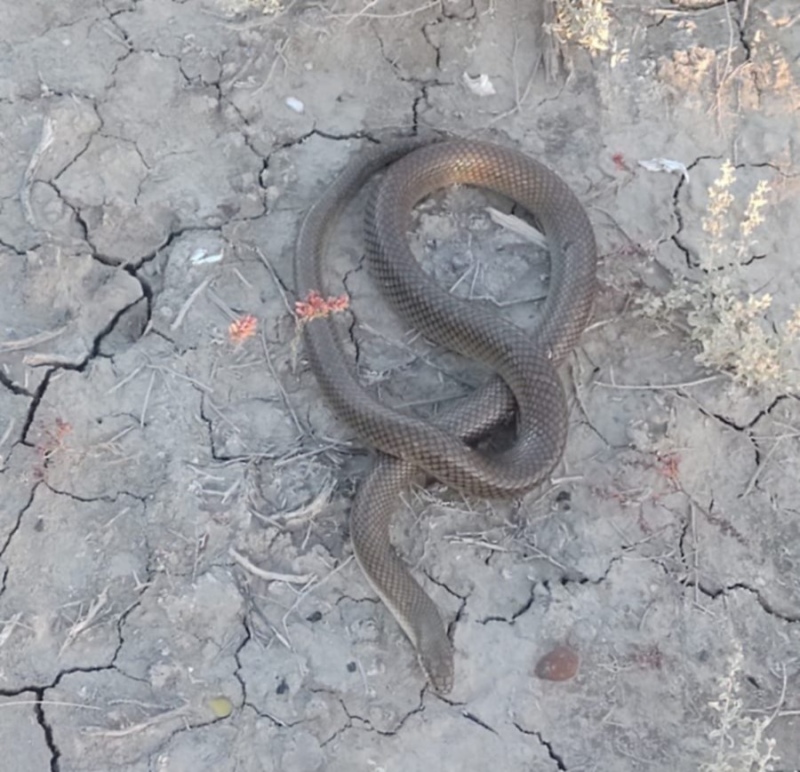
<box><xmin>691</xmin><ymin>580</ymin><xmax>800</xmax><ymax>624</ymax></box>
<box><xmin>35</xmin><ymin>688</ymin><xmax>61</xmax><ymax>772</ymax></box>
<box><xmin>461</xmin><ymin>709</ymin><xmax>497</xmax><ymax>734</ymax></box>
<box><xmin>513</xmin><ymin>721</ymin><xmax>568</xmax><ymax>771</ymax></box>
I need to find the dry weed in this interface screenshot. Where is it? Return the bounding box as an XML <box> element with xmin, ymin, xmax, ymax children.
<box><xmin>546</xmin><ymin>0</ymin><xmax>613</xmax><ymax>56</ymax></box>
<box><xmin>639</xmin><ymin>160</ymin><xmax>799</xmax><ymax>390</ymax></box>
<box><xmin>218</xmin><ymin>0</ymin><xmax>284</xmax><ymax>14</ymax></box>
<box><xmin>700</xmin><ymin>645</ymin><xmax>779</xmax><ymax>772</ymax></box>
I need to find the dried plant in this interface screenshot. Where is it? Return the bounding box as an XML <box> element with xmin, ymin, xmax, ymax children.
<box><xmin>639</xmin><ymin>160</ymin><xmax>799</xmax><ymax>390</ymax></box>
<box><xmin>546</xmin><ymin>0</ymin><xmax>613</xmax><ymax>56</ymax></box>
<box><xmin>218</xmin><ymin>0</ymin><xmax>284</xmax><ymax>14</ymax></box>
<box><xmin>700</xmin><ymin>645</ymin><xmax>779</xmax><ymax>772</ymax></box>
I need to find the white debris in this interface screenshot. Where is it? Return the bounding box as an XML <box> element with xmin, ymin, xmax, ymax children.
<box><xmin>638</xmin><ymin>158</ymin><xmax>690</xmax><ymax>182</ymax></box>
<box><xmin>487</xmin><ymin>207</ymin><xmax>548</xmax><ymax>249</ymax></box>
<box><xmin>189</xmin><ymin>248</ymin><xmax>224</xmax><ymax>265</ymax></box>
<box><xmin>285</xmin><ymin>96</ymin><xmax>305</xmax><ymax>114</ymax></box>
<box><xmin>462</xmin><ymin>72</ymin><xmax>496</xmax><ymax>96</ymax></box>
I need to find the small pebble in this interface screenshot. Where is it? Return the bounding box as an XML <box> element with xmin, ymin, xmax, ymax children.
<box><xmin>534</xmin><ymin>645</ymin><xmax>580</xmax><ymax>681</ymax></box>
<box><xmin>285</xmin><ymin>96</ymin><xmax>304</xmax><ymax>114</ymax></box>
<box><xmin>207</xmin><ymin>696</ymin><xmax>233</xmax><ymax>718</ymax></box>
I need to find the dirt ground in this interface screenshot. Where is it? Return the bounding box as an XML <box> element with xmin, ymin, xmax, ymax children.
<box><xmin>1</xmin><ymin>1</ymin><xmax>799</xmax><ymax>770</ymax></box>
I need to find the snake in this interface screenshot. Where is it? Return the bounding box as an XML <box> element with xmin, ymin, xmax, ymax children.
<box><xmin>294</xmin><ymin>137</ymin><xmax>597</xmax><ymax>693</ymax></box>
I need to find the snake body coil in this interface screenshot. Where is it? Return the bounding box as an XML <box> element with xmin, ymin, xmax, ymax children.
<box><xmin>294</xmin><ymin>138</ymin><xmax>597</xmax><ymax>692</ymax></box>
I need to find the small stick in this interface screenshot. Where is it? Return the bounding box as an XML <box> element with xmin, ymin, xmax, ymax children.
<box><xmin>204</xmin><ymin>398</ymin><xmax>239</xmax><ymax>432</ymax></box>
<box><xmin>140</xmin><ymin>370</ymin><xmax>156</xmax><ymax>427</ymax></box>
<box><xmin>328</xmin><ymin>0</ymin><xmax>440</xmax><ymax>23</ymax></box>
<box><xmin>255</xmin><ymin>480</ymin><xmax>335</xmax><ymax>525</ymax></box>
<box><xmin>205</xmin><ymin>288</ymin><xmax>238</xmax><ymax>322</ymax></box>
<box><xmin>59</xmin><ymin>588</ymin><xmax>110</xmax><ymax>656</ymax></box>
<box><xmin>0</xmin><ymin>418</ymin><xmax>14</xmax><ymax>453</ymax></box>
<box><xmin>595</xmin><ymin>375</ymin><xmax>722</xmax><ymax>390</ymax></box>
<box><xmin>279</xmin><ymin>556</ymin><xmax>354</xmax><ymax>640</ymax></box>
<box><xmin>691</xmin><ymin>501</ymin><xmax>700</xmax><ymax>605</ymax></box>
<box><xmin>106</xmin><ymin>364</ymin><xmax>145</xmax><ymax>395</ymax></box>
<box><xmin>763</xmin><ymin>663</ymin><xmax>788</xmax><ymax>730</ymax></box>
<box><xmin>170</xmin><ymin>277</ymin><xmax>212</xmax><ymax>331</ymax></box>
<box><xmin>742</xmin><ymin>436</ymin><xmax>786</xmax><ymax>498</ymax></box>
<box><xmin>0</xmin><ymin>325</ymin><xmax>68</xmax><ymax>352</ymax></box>
<box><xmin>21</xmin><ymin>117</ymin><xmax>55</xmax><ymax>227</ymax></box>
<box><xmin>0</xmin><ymin>612</ymin><xmax>23</xmax><ymax>648</ymax></box>
<box><xmin>147</xmin><ymin>365</ymin><xmax>214</xmax><ymax>393</ymax></box>
<box><xmin>0</xmin><ymin>699</ymin><xmax>103</xmax><ymax>711</ymax></box>
<box><xmin>85</xmin><ymin>704</ymin><xmax>190</xmax><ymax>738</ymax></box>
<box><xmin>23</xmin><ymin>353</ymin><xmax>80</xmax><ymax>368</ymax></box>
<box><xmin>260</xmin><ymin>329</ymin><xmax>303</xmax><ymax>435</ymax></box>
<box><xmin>228</xmin><ymin>547</ymin><xmax>315</xmax><ymax>585</ymax></box>
<box><xmin>488</xmin><ymin>26</ymin><xmax>540</xmax><ymax>124</ymax></box>
<box><xmin>446</xmin><ymin>535</ymin><xmax>509</xmax><ymax>553</ymax></box>
<box><xmin>486</xmin><ymin>207</ymin><xmax>548</xmax><ymax>249</ymax></box>
<box><xmin>272</xmin><ymin>443</ymin><xmax>352</xmax><ymax>469</ymax></box>
<box><xmin>255</xmin><ymin>247</ymin><xmax>294</xmax><ymax>316</ymax></box>
<box><xmin>232</xmin><ymin>267</ymin><xmax>252</xmax><ymax>288</ymax></box>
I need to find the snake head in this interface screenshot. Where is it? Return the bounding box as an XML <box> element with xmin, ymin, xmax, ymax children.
<box><xmin>416</xmin><ymin>625</ymin><xmax>455</xmax><ymax>694</ymax></box>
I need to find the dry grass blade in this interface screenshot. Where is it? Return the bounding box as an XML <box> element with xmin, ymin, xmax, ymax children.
<box><xmin>252</xmin><ymin>478</ymin><xmax>335</xmax><ymax>527</ymax></box>
<box><xmin>228</xmin><ymin>547</ymin><xmax>315</xmax><ymax>584</ymax></box>
<box><xmin>0</xmin><ymin>699</ymin><xmax>104</xmax><ymax>711</ymax></box>
<box><xmin>486</xmin><ymin>207</ymin><xmax>548</xmax><ymax>249</ymax></box>
<box><xmin>326</xmin><ymin>0</ymin><xmax>440</xmax><ymax>23</ymax></box>
<box><xmin>0</xmin><ymin>325</ymin><xmax>68</xmax><ymax>352</ymax></box>
<box><xmin>0</xmin><ymin>612</ymin><xmax>24</xmax><ymax>648</ymax></box>
<box><xmin>171</xmin><ymin>277</ymin><xmax>213</xmax><ymax>331</ymax></box>
<box><xmin>21</xmin><ymin>116</ymin><xmax>54</xmax><ymax>227</ymax></box>
<box><xmin>59</xmin><ymin>588</ymin><xmax>110</xmax><ymax>656</ymax></box>
<box><xmin>83</xmin><ymin>703</ymin><xmax>191</xmax><ymax>738</ymax></box>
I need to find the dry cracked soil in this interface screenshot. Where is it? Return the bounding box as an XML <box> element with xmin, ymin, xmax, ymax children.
<box><xmin>1</xmin><ymin>1</ymin><xmax>800</xmax><ymax>771</ymax></box>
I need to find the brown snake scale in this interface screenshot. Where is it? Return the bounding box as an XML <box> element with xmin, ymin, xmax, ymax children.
<box><xmin>294</xmin><ymin>137</ymin><xmax>597</xmax><ymax>692</ymax></box>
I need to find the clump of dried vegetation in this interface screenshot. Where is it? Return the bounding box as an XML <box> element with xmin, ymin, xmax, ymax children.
<box><xmin>546</xmin><ymin>0</ymin><xmax>612</xmax><ymax>54</ymax></box>
<box><xmin>218</xmin><ymin>0</ymin><xmax>283</xmax><ymax>14</ymax></box>
<box><xmin>699</xmin><ymin>645</ymin><xmax>779</xmax><ymax>772</ymax></box>
<box><xmin>639</xmin><ymin>159</ymin><xmax>800</xmax><ymax>391</ymax></box>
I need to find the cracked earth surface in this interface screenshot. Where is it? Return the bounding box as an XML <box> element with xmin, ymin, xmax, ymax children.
<box><xmin>1</xmin><ymin>1</ymin><xmax>799</xmax><ymax>770</ymax></box>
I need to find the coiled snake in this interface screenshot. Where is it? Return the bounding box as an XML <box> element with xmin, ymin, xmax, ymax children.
<box><xmin>294</xmin><ymin>137</ymin><xmax>597</xmax><ymax>692</ymax></box>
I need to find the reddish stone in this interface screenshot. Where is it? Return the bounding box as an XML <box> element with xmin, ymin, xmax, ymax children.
<box><xmin>534</xmin><ymin>645</ymin><xmax>580</xmax><ymax>681</ymax></box>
